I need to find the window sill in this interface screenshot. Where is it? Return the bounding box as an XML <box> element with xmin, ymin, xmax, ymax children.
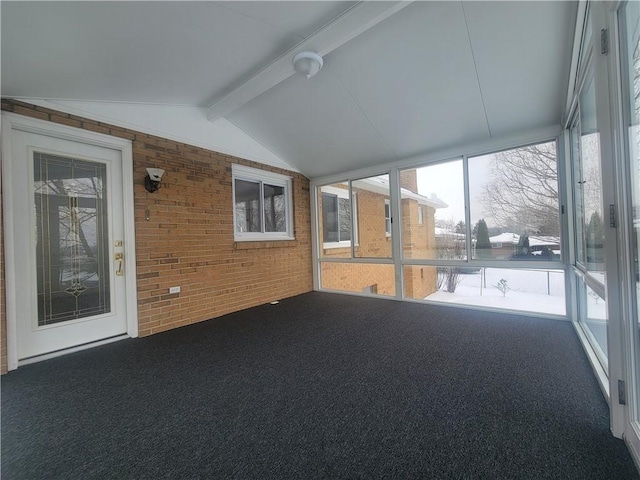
<box><xmin>323</xmin><ymin>241</ymin><xmax>353</xmax><ymax>249</ymax></box>
<box><xmin>234</xmin><ymin>239</ymin><xmax>298</xmax><ymax>250</ymax></box>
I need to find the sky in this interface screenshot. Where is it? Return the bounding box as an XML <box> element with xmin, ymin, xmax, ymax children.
<box><xmin>415</xmin><ymin>156</ymin><xmax>493</xmax><ymax>228</ymax></box>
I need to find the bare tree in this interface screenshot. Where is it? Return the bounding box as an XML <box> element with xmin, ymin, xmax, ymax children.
<box><xmin>481</xmin><ymin>143</ymin><xmax>560</xmax><ymax>236</ymax></box>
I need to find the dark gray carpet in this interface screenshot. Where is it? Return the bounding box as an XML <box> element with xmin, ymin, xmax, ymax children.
<box><xmin>2</xmin><ymin>292</ymin><xmax>638</xmax><ymax>479</ymax></box>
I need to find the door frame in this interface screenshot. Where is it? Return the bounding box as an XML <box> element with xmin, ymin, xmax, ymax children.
<box><xmin>1</xmin><ymin>112</ymin><xmax>138</xmax><ymax>370</ymax></box>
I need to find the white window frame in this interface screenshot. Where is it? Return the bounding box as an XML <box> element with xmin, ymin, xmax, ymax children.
<box><xmin>232</xmin><ymin>164</ymin><xmax>294</xmax><ymax>242</ymax></box>
<box><xmin>418</xmin><ymin>206</ymin><xmax>424</xmax><ymax>225</ymax></box>
<box><xmin>384</xmin><ymin>199</ymin><xmax>392</xmax><ymax>237</ymax></box>
<box><xmin>321</xmin><ymin>185</ymin><xmax>358</xmax><ymax>249</ymax></box>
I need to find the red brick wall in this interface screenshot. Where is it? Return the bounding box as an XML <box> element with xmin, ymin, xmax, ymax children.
<box><xmin>0</xmin><ymin>99</ymin><xmax>313</xmax><ymax>369</ymax></box>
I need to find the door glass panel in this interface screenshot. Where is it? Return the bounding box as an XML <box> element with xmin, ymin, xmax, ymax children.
<box><xmin>34</xmin><ymin>152</ymin><xmax>111</xmax><ymax>326</ymax></box>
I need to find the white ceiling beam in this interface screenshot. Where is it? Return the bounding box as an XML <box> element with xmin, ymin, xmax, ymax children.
<box><xmin>206</xmin><ymin>1</ymin><xmax>413</xmax><ymax>122</ymax></box>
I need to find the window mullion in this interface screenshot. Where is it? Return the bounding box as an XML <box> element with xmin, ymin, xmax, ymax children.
<box><xmin>260</xmin><ymin>181</ymin><xmax>265</xmax><ymax>233</ymax></box>
<box><xmin>349</xmin><ymin>180</ymin><xmax>355</xmax><ymax>258</ymax></box>
<box><xmin>463</xmin><ymin>155</ymin><xmax>473</xmax><ymax>261</ymax></box>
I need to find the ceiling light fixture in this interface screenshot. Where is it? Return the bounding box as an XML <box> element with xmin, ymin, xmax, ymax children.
<box><xmin>292</xmin><ymin>51</ymin><xmax>324</xmax><ymax>79</ymax></box>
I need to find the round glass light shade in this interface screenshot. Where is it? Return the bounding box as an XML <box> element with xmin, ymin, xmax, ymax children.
<box><xmin>292</xmin><ymin>52</ymin><xmax>324</xmax><ymax>79</ymax></box>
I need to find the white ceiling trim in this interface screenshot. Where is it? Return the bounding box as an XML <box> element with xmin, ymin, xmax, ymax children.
<box><xmin>206</xmin><ymin>0</ymin><xmax>413</xmax><ymax>122</ymax></box>
<box><xmin>311</xmin><ymin>124</ymin><xmax>562</xmax><ymax>186</ymax></box>
<box><xmin>16</xmin><ymin>98</ymin><xmax>297</xmax><ymax>172</ymax></box>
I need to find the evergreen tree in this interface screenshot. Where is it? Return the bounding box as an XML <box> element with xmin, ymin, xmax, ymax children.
<box><xmin>475</xmin><ymin>219</ymin><xmax>491</xmax><ymax>258</ymax></box>
<box><xmin>586</xmin><ymin>211</ymin><xmax>605</xmax><ymax>265</ymax></box>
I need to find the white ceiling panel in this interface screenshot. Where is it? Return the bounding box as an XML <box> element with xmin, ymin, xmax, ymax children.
<box><xmin>213</xmin><ymin>1</ymin><xmax>358</xmax><ymax>40</ymax></box>
<box><xmin>1</xmin><ymin>2</ymin><xmax>353</xmax><ymax>106</ymax></box>
<box><xmin>463</xmin><ymin>1</ymin><xmax>578</xmax><ymax>137</ymax></box>
<box><xmin>1</xmin><ymin>1</ymin><xmax>579</xmax><ymax>179</ymax></box>
<box><xmin>228</xmin><ymin>71</ymin><xmax>396</xmax><ymax>178</ymax></box>
<box><xmin>325</xmin><ymin>2</ymin><xmax>491</xmax><ymax>159</ymax></box>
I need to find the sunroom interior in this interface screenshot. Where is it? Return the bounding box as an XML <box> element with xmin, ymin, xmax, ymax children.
<box><xmin>2</xmin><ymin>0</ymin><xmax>640</xmax><ymax>477</ymax></box>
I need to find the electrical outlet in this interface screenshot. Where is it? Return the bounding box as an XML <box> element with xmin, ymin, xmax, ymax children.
<box><xmin>169</xmin><ymin>286</ymin><xmax>180</xmax><ymax>294</ymax></box>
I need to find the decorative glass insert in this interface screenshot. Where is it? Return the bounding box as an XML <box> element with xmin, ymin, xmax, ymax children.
<box><xmin>34</xmin><ymin>152</ymin><xmax>110</xmax><ymax>326</ymax></box>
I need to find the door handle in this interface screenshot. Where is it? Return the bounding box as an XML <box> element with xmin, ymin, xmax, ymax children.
<box><xmin>114</xmin><ymin>253</ymin><xmax>124</xmax><ymax>276</ymax></box>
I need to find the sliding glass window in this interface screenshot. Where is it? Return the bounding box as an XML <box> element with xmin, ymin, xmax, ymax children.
<box><xmin>318</xmin><ymin>176</ymin><xmax>394</xmax><ymax>297</ymax></box>
<box><xmin>318</xmin><ymin>182</ymin><xmax>354</xmax><ymax>258</ymax></box>
<box><xmin>401</xmin><ymin>160</ymin><xmax>466</xmax><ymax>261</ymax></box>
<box><xmin>468</xmin><ymin>142</ymin><xmax>561</xmax><ymax>262</ymax></box>
<box><xmin>569</xmin><ymin>59</ymin><xmax>608</xmax><ymax>368</ymax></box>
<box><xmin>315</xmin><ymin>141</ymin><xmax>565</xmax><ymax>315</ymax></box>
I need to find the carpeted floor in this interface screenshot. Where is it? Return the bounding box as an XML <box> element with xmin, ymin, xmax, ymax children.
<box><xmin>2</xmin><ymin>292</ymin><xmax>638</xmax><ymax>479</ymax></box>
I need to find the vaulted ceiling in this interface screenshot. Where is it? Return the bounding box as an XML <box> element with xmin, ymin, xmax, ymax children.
<box><xmin>2</xmin><ymin>1</ymin><xmax>578</xmax><ymax>179</ymax></box>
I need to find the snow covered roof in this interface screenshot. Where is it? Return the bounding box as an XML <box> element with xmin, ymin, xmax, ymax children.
<box><xmin>489</xmin><ymin>232</ymin><xmax>520</xmax><ymax>244</ymax></box>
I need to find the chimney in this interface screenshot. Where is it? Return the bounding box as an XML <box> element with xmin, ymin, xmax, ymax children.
<box><xmin>400</xmin><ymin>169</ymin><xmax>418</xmax><ymax>194</ymax></box>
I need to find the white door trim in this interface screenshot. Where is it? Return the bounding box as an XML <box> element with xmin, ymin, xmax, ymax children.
<box><xmin>1</xmin><ymin>112</ymin><xmax>138</xmax><ymax>370</ymax></box>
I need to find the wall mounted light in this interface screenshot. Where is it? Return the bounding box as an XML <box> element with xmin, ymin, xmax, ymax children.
<box><xmin>144</xmin><ymin>167</ymin><xmax>165</xmax><ymax>193</ymax></box>
<box><xmin>292</xmin><ymin>51</ymin><xmax>324</xmax><ymax>79</ymax></box>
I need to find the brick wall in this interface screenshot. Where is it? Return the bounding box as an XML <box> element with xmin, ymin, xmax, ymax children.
<box><xmin>0</xmin><ymin>99</ymin><xmax>313</xmax><ymax>370</ymax></box>
<box><xmin>402</xmin><ymin>201</ymin><xmax>438</xmax><ymax>298</ymax></box>
<box><xmin>317</xmin><ymin>173</ymin><xmax>438</xmax><ymax>298</ymax></box>
<box><xmin>320</xmin><ymin>262</ymin><xmax>396</xmax><ymax>296</ymax></box>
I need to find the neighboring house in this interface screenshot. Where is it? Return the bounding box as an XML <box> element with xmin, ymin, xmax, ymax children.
<box><xmin>488</xmin><ymin>232</ymin><xmax>561</xmax><ymax>260</ymax></box>
<box><xmin>489</xmin><ymin>232</ymin><xmax>521</xmax><ymax>259</ymax></box>
<box><xmin>319</xmin><ymin>170</ymin><xmax>446</xmax><ymax>298</ymax></box>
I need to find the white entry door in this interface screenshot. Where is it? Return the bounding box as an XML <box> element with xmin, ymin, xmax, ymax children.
<box><xmin>3</xmin><ymin>114</ymin><xmax>137</xmax><ymax>365</ymax></box>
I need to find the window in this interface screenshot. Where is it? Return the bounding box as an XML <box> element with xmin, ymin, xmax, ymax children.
<box><xmin>468</xmin><ymin>141</ymin><xmax>561</xmax><ymax>261</ymax></box>
<box><xmin>320</xmin><ymin>184</ymin><xmax>357</xmax><ymax>248</ymax></box>
<box><xmin>401</xmin><ymin>160</ymin><xmax>465</xmax><ymax>260</ymax></box>
<box><xmin>232</xmin><ymin>164</ymin><xmax>293</xmax><ymax>241</ymax></box>
<box><xmin>384</xmin><ymin>200</ymin><xmax>391</xmax><ymax>236</ymax></box>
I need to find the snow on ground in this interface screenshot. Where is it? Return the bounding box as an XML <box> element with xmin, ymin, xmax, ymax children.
<box><xmin>426</xmin><ymin>268</ymin><xmax>566</xmax><ymax>315</ymax></box>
